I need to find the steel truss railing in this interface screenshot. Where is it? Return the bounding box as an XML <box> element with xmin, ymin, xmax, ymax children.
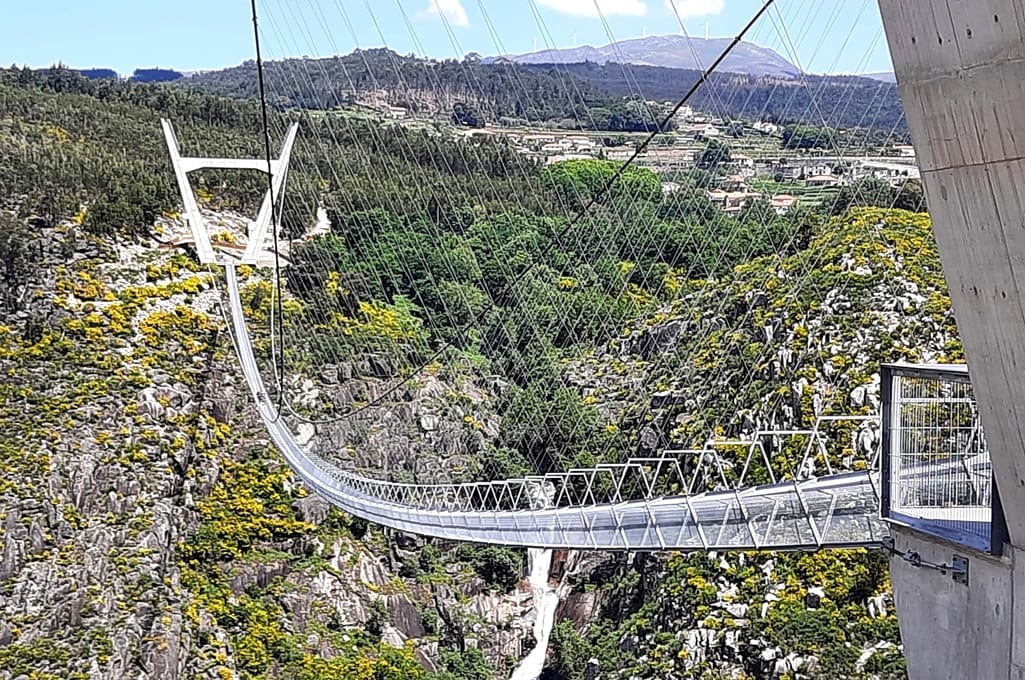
<box><xmin>225</xmin><ymin>264</ymin><xmax>887</xmax><ymax>550</ymax></box>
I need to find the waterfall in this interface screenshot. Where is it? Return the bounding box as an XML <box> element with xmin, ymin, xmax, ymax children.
<box><xmin>510</xmin><ymin>547</ymin><xmax>560</xmax><ymax>680</ymax></box>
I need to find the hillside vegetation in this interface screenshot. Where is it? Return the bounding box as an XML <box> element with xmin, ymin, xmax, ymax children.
<box><xmin>0</xmin><ymin>68</ymin><xmax>948</xmax><ymax>680</ymax></box>
<box><xmin>185</xmin><ymin>48</ymin><xmax>906</xmax><ymax>134</ymax></box>
<box><xmin>187</xmin><ymin>50</ymin><xmax>659</xmax><ymax>131</ymax></box>
<box><xmin>523</xmin><ymin>63</ymin><xmax>907</xmax><ymax>135</ymax></box>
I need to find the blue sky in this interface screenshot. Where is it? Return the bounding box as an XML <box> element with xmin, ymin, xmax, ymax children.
<box><xmin>2</xmin><ymin>0</ymin><xmax>892</xmax><ymax>76</ymax></box>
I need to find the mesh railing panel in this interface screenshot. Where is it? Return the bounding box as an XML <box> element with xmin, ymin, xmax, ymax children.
<box><xmin>882</xmin><ymin>364</ymin><xmax>994</xmax><ymax>552</ymax></box>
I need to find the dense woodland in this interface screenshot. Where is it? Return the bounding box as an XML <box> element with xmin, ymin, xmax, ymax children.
<box><xmin>188</xmin><ymin>49</ymin><xmax>633</xmax><ymax>129</ymax></box>
<box><xmin>0</xmin><ymin>67</ymin><xmax>930</xmax><ymax>679</ymax></box>
<box><xmin>0</xmin><ymin>65</ymin><xmax>268</xmax><ymax>233</ymax></box>
<box><xmin>1</xmin><ymin>65</ymin><xmax>925</xmax><ymax>472</ymax></box>
<box><xmin>184</xmin><ymin>48</ymin><xmax>907</xmax><ymax>135</ymax></box>
<box><xmin>519</xmin><ymin>62</ymin><xmax>908</xmax><ymax>135</ymax></box>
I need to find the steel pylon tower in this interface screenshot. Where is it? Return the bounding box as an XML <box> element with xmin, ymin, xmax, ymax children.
<box><xmin>161</xmin><ymin>118</ymin><xmax>298</xmax><ymax>264</ymax></box>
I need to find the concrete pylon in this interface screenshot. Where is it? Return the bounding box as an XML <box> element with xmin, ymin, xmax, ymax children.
<box><xmin>878</xmin><ymin>2</ymin><xmax>1025</xmax><ymax>678</ymax></box>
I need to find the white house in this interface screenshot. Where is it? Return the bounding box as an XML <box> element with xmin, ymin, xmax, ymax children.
<box><xmin>753</xmin><ymin>121</ymin><xmax>781</xmax><ymax>136</ymax></box>
<box><xmin>806</xmin><ymin>174</ymin><xmax>841</xmax><ymax>188</ymax></box>
<box><xmin>770</xmin><ymin>194</ymin><xmax>798</xmax><ymax>215</ymax></box>
<box><xmin>800</xmin><ymin>163</ymin><xmax>834</xmax><ymax>178</ymax></box>
<box><xmin>672</xmin><ymin>105</ymin><xmax>695</xmax><ymax>123</ymax></box>
<box><xmin>687</xmin><ymin>123</ymin><xmax>721</xmax><ymax>139</ymax></box>
<box><xmin>732</xmin><ymin>154</ymin><xmax>755</xmax><ymax>169</ymax></box>
<box><xmin>708</xmin><ymin>189</ymin><xmax>760</xmax><ymax>215</ymax></box>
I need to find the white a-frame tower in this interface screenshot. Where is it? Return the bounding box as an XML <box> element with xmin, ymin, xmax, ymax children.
<box><xmin>161</xmin><ymin>119</ymin><xmax>299</xmax><ymax>265</ymax></box>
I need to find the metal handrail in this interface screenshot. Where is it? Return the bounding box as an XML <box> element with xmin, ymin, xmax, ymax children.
<box><xmin>880</xmin><ymin>363</ymin><xmax>1004</xmax><ymax>555</ymax></box>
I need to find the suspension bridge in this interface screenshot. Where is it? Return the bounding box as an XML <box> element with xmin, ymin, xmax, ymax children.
<box><xmin>228</xmin><ymin>258</ymin><xmax>885</xmax><ymax>551</ymax></box>
<box><xmin>162</xmin><ymin>137</ymin><xmax>987</xmax><ymax>555</ymax></box>
<box><xmin>221</xmin><ymin>252</ymin><xmax>986</xmax><ymax>552</ymax></box>
<box><xmin>154</xmin><ymin>0</ymin><xmax>998</xmax><ymax>557</ymax></box>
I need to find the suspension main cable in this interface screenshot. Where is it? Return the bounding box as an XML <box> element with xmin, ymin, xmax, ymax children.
<box><xmin>250</xmin><ymin>0</ymin><xmax>287</xmax><ymax>416</ymax></box>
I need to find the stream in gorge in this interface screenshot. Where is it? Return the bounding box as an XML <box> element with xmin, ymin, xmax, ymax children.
<box><xmin>510</xmin><ymin>548</ymin><xmax>560</xmax><ymax>680</ymax></box>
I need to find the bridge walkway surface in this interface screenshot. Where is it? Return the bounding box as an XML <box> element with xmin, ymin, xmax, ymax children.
<box><xmin>225</xmin><ymin>263</ymin><xmax>888</xmax><ymax>551</ymax></box>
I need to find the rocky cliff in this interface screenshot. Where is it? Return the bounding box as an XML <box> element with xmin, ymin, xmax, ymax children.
<box><xmin>0</xmin><ymin>217</ymin><xmax>538</xmax><ymax>680</ymax></box>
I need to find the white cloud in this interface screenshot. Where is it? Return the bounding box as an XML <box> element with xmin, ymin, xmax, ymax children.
<box><xmin>418</xmin><ymin>0</ymin><xmax>470</xmax><ymax>27</ymax></box>
<box><xmin>536</xmin><ymin>0</ymin><xmax>648</xmax><ymax>18</ymax></box>
<box><xmin>664</xmin><ymin>0</ymin><xmax>724</xmax><ymax>19</ymax></box>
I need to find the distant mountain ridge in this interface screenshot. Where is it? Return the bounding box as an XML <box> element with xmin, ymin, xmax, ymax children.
<box><xmin>487</xmin><ymin>34</ymin><xmax>802</xmax><ymax>78</ymax></box>
<box><xmin>860</xmin><ymin>71</ymin><xmax>897</xmax><ymax>83</ymax></box>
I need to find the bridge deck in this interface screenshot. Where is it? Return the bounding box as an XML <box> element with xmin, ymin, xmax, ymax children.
<box><xmin>225</xmin><ymin>265</ymin><xmax>887</xmax><ymax>551</ymax></box>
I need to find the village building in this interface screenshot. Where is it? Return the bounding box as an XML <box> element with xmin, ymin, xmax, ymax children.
<box><xmin>806</xmin><ymin>174</ymin><xmax>841</xmax><ymax>188</ymax></box>
<box><xmin>770</xmin><ymin>194</ymin><xmax>798</xmax><ymax>215</ymax></box>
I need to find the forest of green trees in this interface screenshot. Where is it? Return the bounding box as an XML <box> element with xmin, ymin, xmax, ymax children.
<box><xmin>187</xmin><ymin>49</ymin><xmax>640</xmax><ymax>129</ymax></box>
<box><xmin>0</xmin><ymin>63</ymin><xmax>923</xmax><ymax>324</ymax></box>
<box><xmin>0</xmin><ymin>65</ymin><xmax>269</xmax><ymax>232</ymax></box>
<box><xmin>520</xmin><ymin>62</ymin><xmax>908</xmax><ymax>135</ymax></box>
<box><xmin>184</xmin><ymin>48</ymin><xmax>907</xmax><ymax>135</ymax></box>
